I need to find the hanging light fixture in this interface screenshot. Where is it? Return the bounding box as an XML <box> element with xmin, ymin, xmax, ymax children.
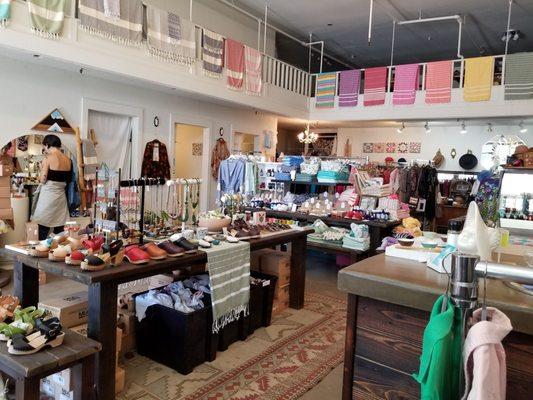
<box><xmin>297</xmin><ymin>122</ymin><xmax>318</xmax><ymax>144</ymax></box>
<box><xmin>424</xmin><ymin>121</ymin><xmax>431</xmax><ymax>133</ymax></box>
<box><xmin>460</xmin><ymin>121</ymin><xmax>467</xmax><ymax>134</ymax></box>
<box><xmin>397</xmin><ymin>122</ymin><xmax>405</xmax><ymax>134</ymax></box>
<box><xmin>519</xmin><ymin>121</ymin><xmax>528</xmax><ymax>133</ymax></box>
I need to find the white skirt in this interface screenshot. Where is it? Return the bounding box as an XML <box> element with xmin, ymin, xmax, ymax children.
<box><xmin>32</xmin><ymin>181</ymin><xmax>69</xmax><ymax>228</ymax></box>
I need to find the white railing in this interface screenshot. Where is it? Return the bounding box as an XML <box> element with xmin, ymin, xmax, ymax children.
<box><xmin>263</xmin><ymin>54</ymin><xmax>312</xmax><ymax>97</ymax></box>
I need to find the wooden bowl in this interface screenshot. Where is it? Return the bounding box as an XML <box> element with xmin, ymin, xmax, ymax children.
<box><xmin>398</xmin><ymin>238</ymin><xmax>415</xmax><ymax>247</ymax></box>
<box><xmin>198</xmin><ymin>217</ymin><xmax>231</xmax><ymax>232</ymax></box>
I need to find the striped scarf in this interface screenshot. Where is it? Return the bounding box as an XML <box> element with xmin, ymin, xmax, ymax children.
<box><xmin>338</xmin><ymin>70</ymin><xmax>361</xmax><ymax>107</ymax></box>
<box><xmin>364</xmin><ymin>67</ymin><xmax>387</xmax><ymax>106</ymax></box>
<box><xmin>504</xmin><ymin>52</ymin><xmax>533</xmax><ymax>100</ymax></box>
<box><xmin>79</xmin><ymin>0</ymin><xmax>143</xmax><ymax>47</ymax></box>
<box><xmin>393</xmin><ymin>63</ymin><xmax>419</xmax><ymax>105</ymax></box>
<box><xmin>226</xmin><ymin>38</ymin><xmax>245</xmax><ymax>90</ymax></box>
<box><xmin>463</xmin><ymin>56</ymin><xmax>494</xmax><ymax>102</ymax></box>
<box><xmin>425</xmin><ymin>60</ymin><xmax>453</xmax><ymax>104</ymax></box>
<box><xmin>0</xmin><ymin>0</ymin><xmax>11</xmax><ymax>28</ymax></box>
<box><xmin>203</xmin><ymin>28</ymin><xmax>224</xmax><ymax>78</ymax></box>
<box><xmin>245</xmin><ymin>45</ymin><xmax>262</xmax><ymax>95</ymax></box>
<box><xmin>27</xmin><ymin>0</ymin><xmax>66</xmax><ymax>39</ymax></box>
<box><xmin>315</xmin><ymin>72</ymin><xmax>337</xmax><ymax>108</ymax></box>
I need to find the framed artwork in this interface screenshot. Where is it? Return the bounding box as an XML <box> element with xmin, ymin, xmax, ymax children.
<box><xmin>32</xmin><ymin>108</ymin><xmax>74</xmax><ymax>134</ymax></box>
<box><xmin>398</xmin><ymin>142</ymin><xmax>408</xmax><ymax>153</ymax></box>
<box><xmin>192</xmin><ymin>143</ymin><xmax>203</xmax><ymax>156</ymax></box>
<box><xmin>386</xmin><ymin>142</ymin><xmax>396</xmax><ymax>153</ymax></box>
<box><xmin>409</xmin><ymin>142</ymin><xmax>421</xmax><ymax>153</ymax></box>
<box><xmin>309</xmin><ymin>134</ymin><xmax>337</xmax><ymax>156</ymax></box>
<box><xmin>373</xmin><ymin>143</ymin><xmax>385</xmax><ymax>153</ymax></box>
<box><xmin>363</xmin><ymin>143</ymin><xmax>374</xmax><ymax>153</ymax></box>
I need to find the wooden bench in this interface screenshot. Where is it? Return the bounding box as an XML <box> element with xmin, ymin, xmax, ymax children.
<box><xmin>0</xmin><ymin>330</ymin><xmax>101</xmax><ymax>400</ymax></box>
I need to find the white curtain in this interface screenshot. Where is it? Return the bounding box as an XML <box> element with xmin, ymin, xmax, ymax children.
<box><xmin>88</xmin><ymin>111</ymin><xmax>132</xmax><ymax>176</ymax></box>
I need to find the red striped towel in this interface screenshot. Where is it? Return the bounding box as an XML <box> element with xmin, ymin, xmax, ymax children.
<box><xmin>393</xmin><ymin>64</ymin><xmax>419</xmax><ymax>105</ymax></box>
<box><xmin>226</xmin><ymin>38</ymin><xmax>245</xmax><ymax>90</ymax></box>
<box><xmin>245</xmin><ymin>46</ymin><xmax>262</xmax><ymax>95</ymax></box>
<box><xmin>364</xmin><ymin>67</ymin><xmax>387</xmax><ymax>106</ymax></box>
<box><xmin>425</xmin><ymin>60</ymin><xmax>453</xmax><ymax>103</ymax></box>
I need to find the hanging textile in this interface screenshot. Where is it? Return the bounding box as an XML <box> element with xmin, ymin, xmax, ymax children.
<box><xmin>413</xmin><ymin>295</ymin><xmax>461</xmax><ymax>400</ymax></box>
<box><xmin>226</xmin><ymin>38</ymin><xmax>245</xmax><ymax>90</ymax></box>
<box><xmin>425</xmin><ymin>60</ymin><xmax>453</xmax><ymax>104</ymax></box>
<box><xmin>504</xmin><ymin>52</ymin><xmax>533</xmax><ymax>100</ymax></box>
<box><xmin>27</xmin><ymin>0</ymin><xmax>66</xmax><ymax>39</ymax></box>
<box><xmin>315</xmin><ymin>72</ymin><xmax>337</xmax><ymax>108</ymax></box>
<box><xmin>217</xmin><ymin>158</ymin><xmax>245</xmax><ymax>200</ymax></box>
<box><xmin>82</xmin><ymin>139</ymin><xmax>98</xmax><ymax>180</ymax></box>
<box><xmin>210</xmin><ymin>138</ymin><xmax>230</xmax><ymax>180</ymax></box>
<box><xmin>244</xmin><ymin>46</ymin><xmax>262</xmax><ymax>96</ymax></box>
<box><xmin>202</xmin><ymin>28</ymin><xmax>224</xmax><ymax>78</ymax></box>
<box><xmin>79</xmin><ymin>0</ymin><xmax>143</xmax><ymax>47</ymax></box>
<box><xmin>102</xmin><ymin>0</ymin><xmax>119</xmax><ymax>19</ymax></box>
<box><xmin>0</xmin><ymin>0</ymin><xmax>11</xmax><ymax>28</ymax></box>
<box><xmin>463</xmin><ymin>56</ymin><xmax>494</xmax><ymax>102</ymax></box>
<box><xmin>462</xmin><ymin>307</ymin><xmax>512</xmax><ymax>400</ymax></box>
<box><xmin>146</xmin><ymin>5</ymin><xmax>195</xmax><ymax>66</ymax></box>
<box><xmin>363</xmin><ymin>67</ymin><xmax>387</xmax><ymax>106</ymax></box>
<box><xmin>141</xmin><ymin>139</ymin><xmax>170</xmax><ymax>180</ymax></box>
<box><xmin>474</xmin><ymin>174</ymin><xmax>500</xmax><ymax>225</ymax></box>
<box><xmin>393</xmin><ymin>63</ymin><xmax>419</xmax><ymax>105</ymax></box>
<box><xmin>338</xmin><ymin>70</ymin><xmax>361</xmax><ymax>107</ymax></box>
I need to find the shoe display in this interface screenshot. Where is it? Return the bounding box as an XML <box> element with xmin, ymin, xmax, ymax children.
<box><xmin>65</xmin><ymin>250</ymin><xmax>88</xmax><ymax>266</ymax></box>
<box><xmin>142</xmin><ymin>242</ymin><xmax>168</xmax><ymax>260</ymax></box>
<box><xmin>173</xmin><ymin>237</ymin><xmax>198</xmax><ymax>254</ymax></box>
<box><xmin>158</xmin><ymin>241</ymin><xmax>185</xmax><ymax>257</ymax></box>
<box><xmin>8</xmin><ymin>317</ymin><xmax>65</xmax><ymax>355</ymax></box>
<box><xmin>82</xmin><ymin>236</ymin><xmax>105</xmax><ymax>252</ymax></box>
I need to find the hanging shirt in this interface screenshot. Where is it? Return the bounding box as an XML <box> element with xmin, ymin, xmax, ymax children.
<box><xmin>141</xmin><ymin>140</ymin><xmax>170</xmax><ymax>180</ymax></box>
<box><xmin>217</xmin><ymin>158</ymin><xmax>245</xmax><ymax>199</ymax></box>
<box><xmin>413</xmin><ymin>295</ymin><xmax>462</xmax><ymax>400</ymax></box>
<box><xmin>244</xmin><ymin>160</ymin><xmax>257</xmax><ymax>195</ymax></box>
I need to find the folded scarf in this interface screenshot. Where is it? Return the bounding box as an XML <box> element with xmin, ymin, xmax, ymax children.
<box><xmin>425</xmin><ymin>60</ymin><xmax>453</xmax><ymax>104</ymax></box>
<box><xmin>103</xmin><ymin>0</ymin><xmax>119</xmax><ymax>19</ymax></box>
<box><xmin>339</xmin><ymin>70</ymin><xmax>361</xmax><ymax>107</ymax></box>
<box><xmin>504</xmin><ymin>52</ymin><xmax>533</xmax><ymax>101</ymax></box>
<box><xmin>464</xmin><ymin>56</ymin><xmax>494</xmax><ymax>102</ymax></box>
<box><xmin>393</xmin><ymin>63</ymin><xmax>419</xmax><ymax>105</ymax></box>
<box><xmin>203</xmin><ymin>28</ymin><xmax>224</xmax><ymax>78</ymax></box>
<box><xmin>315</xmin><ymin>72</ymin><xmax>337</xmax><ymax>108</ymax></box>
<box><xmin>146</xmin><ymin>5</ymin><xmax>195</xmax><ymax>66</ymax></box>
<box><xmin>28</xmin><ymin>0</ymin><xmax>66</xmax><ymax>39</ymax></box>
<box><xmin>0</xmin><ymin>0</ymin><xmax>11</xmax><ymax>28</ymax></box>
<box><xmin>245</xmin><ymin>45</ymin><xmax>262</xmax><ymax>95</ymax></box>
<box><xmin>79</xmin><ymin>0</ymin><xmax>143</xmax><ymax>47</ymax></box>
<box><xmin>226</xmin><ymin>38</ymin><xmax>245</xmax><ymax>90</ymax></box>
<box><xmin>364</xmin><ymin>67</ymin><xmax>387</xmax><ymax>106</ymax></box>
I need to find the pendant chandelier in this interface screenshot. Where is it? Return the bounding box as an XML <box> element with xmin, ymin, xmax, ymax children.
<box><xmin>297</xmin><ymin>123</ymin><xmax>318</xmax><ymax>144</ymax></box>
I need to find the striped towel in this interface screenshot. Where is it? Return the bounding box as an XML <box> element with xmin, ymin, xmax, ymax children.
<box><xmin>0</xmin><ymin>0</ymin><xmax>11</xmax><ymax>28</ymax></box>
<box><xmin>505</xmin><ymin>52</ymin><xmax>533</xmax><ymax>100</ymax></box>
<box><xmin>425</xmin><ymin>60</ymin><xmax>453</xmax><ymax>103</ymax></box>
<box><xmin>146</xmin><ymin>5</ymin><xmax>196</xmax><ymax>66</ymax></box>
<box><xmin>393</xmin><ymin>63</ymin><xmax>419</xmax><ymax>105</ymax></box>
<box><xmin>28</xmin><ymin>0</ymin><xmax>66</xmax><ymax>39</ymax></box>
<box><xmin>364</xmin><ymin>67</ymin><xmax>387</xmax><ymax>106</ymax></box>
<box><xmin>245</xmin><ymin>46</ymin><xmax>262</xmax><ymax>95</ymax></box>
<box><xmin>463</xmin><ymin>56</ymin><xmax>494</xmax><ymax>102</ymax></box>
<box><xmin>103</xmin><ymin>0</ymin><xmax>119</xmax><ymax>19</ymax></box>
<box><xmin>205</xmin><ymin>241</ymin><xmax>250</xmax><ymax>333</ymax></box>
<box><xmin>203</xmin><ymin>28</ymin><xmax>224</xmax><ymax>78</ymax></box>
<box><xmin>315</xmin><ymin>72</ymin><xmax>337</xmax><ymax>108</ymax></box>
<box><xmin>79</xmin><ymin>0</ymin><xmax>143</xmax><ymax>47</ymax></box>
<box><xmin>338</xmin><ymin>70</ymin><xmax>361</xmax><ymax>107</ymax></box>
<box><xmin>82</xmin><ymin>139</ymin><xmax>98</xmax><ymax>180</ymax></box>
<box><xmin>226</xmin><ymin>38</ymin><xmax>245</xmax><ymax>90</ymax></box>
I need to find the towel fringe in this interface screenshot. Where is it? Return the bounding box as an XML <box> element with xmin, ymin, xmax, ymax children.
<box><xmin>80</xmin><ymin>24</ymin><xmax>142</xmax><ymax>47</ymax></box>
<box><xmin>212</xmin><ymin>304</ymin><xmax>249</xmax><ymax>334</ymax></box>
<box><xmin>203</xmin><ymin>69</ymin><xmax>222</xmax><ymax>79</ymax></box>
<box><xmin>147</xmin><ymin>46</ymin><xmax>195</xmax><ymax>67</ymax></box>
<box><xmin>31</xmin><ymin>27</ymin><xmax>59</xmax><ymax>40</ymax></box>
<box><xmin>227</xmin><ymin>84</ymin><xmax>244</xmax><ymax>91</ymax></box>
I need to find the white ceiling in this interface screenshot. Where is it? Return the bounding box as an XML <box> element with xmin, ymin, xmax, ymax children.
<box><xmin>233</xmin><ymin>0</ymin><xmax>533</xmax><ymax>67</ymax></box>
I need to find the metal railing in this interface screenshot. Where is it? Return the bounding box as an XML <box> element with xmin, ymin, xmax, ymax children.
<box><xmin>262</xmin><ymin>54</ymin><xmax>312</xmax><ymax>96</ymax></box>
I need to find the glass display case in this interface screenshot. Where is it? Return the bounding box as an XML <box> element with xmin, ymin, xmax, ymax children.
<box><xmin>499</xmin><ymin>167</ymin><xmax>533</xmax><ymax>235</ymax></box>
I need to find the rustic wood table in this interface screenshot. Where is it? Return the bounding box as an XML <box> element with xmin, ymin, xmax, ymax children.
<box><xmin>0</xmin><ymin>330</ymin><xmax>100</xmax><ymax>400</ymax></box>
<box><xmin>7</xmin><ymin>228</ymin><xmax>311</xmax><ymax>400</ymax></box>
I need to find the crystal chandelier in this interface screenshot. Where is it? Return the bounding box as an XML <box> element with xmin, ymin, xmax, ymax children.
<box><xmin>297</xmin><ymin>123</ymin><xmax>318</xmax><ymax>144</ymax></box>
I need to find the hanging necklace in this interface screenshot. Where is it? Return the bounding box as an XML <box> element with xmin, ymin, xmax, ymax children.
<box><xmin>190</xmin><ymin>178</ymin><xmax>200</xmax><ymax>224</ymax></box>
<box><xmin>178</xmin><ymin>182</ymin><xmax>189</xmax><ymax>223</ymax></box>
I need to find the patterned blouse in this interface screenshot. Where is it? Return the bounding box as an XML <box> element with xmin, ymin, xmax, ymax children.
<box><xmin>141</xmin><ymin>140</ymin><xmax>170</xmax><ymax>179</ymax></box>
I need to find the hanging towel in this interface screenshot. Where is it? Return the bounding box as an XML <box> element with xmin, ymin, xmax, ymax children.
<box><xmin>364</xmin><ymin>67</ymin><xmax>387</xmax><ymax>106</ymax></box>
<box><xmin>338</xmin><ymin>70</ymin><xmax>361</xmax><ymax>107</ymax></box>
<box><xmin>27</xmin><ymin>0</ymin><xmax>66</xmax><ymax>39</ymax></box>
<box><xmin>244</xmin><ymin>45</ymin><xmax>262</xmax><ymax>95</ymax></box>
<box><xmin>79</xmin><ymin>0</ymin><xmax>143</xmax><ymax>47</ymax></box>
<box><xmin>461</xmin><ymin>307</ymin><xmax>512</xmax><ymax>400</ymax></box>
<box><xmin>204</xmin><ymin>241</ymin><xmax>250</xmax><ymax>333</ymax></box>
<box><xmin>425</xmin><ymin>60</ymin><xmax>453</xmax><ymax>104</ymax></box>
<box><xmin>413</xmin><ymin>295</ymin><xmax>462</xmax><ymax>400</ymax></box>
<box><xmin>82</xmin><ymin>139</ymin><xmax>98</xmax><ymax>180</ymax></box>
<box><xmin>464</xmin><ymin>56</ymin><xmax>494</xmax><ymax>102</ymax></box>
<box><xmin>102</xmin><ymin>0</ymin><xmax>119</xmax><ymax>19</ymax></box>
<box><xmin>0</xmin><ymin>0</ymin><xmax>11</xmax><ymax>28</ymax></box>
<box><xmin>146</xmin><ymin>5</ymin><xmax>196</xmax><ymax>66</ymax></box>
<box><xmin>226</xmin><ymin>38</ymin><xmax>245</xmax><ymax>90</ymax></box>
<box><xmin>202</xmin><ymin>28</ymin><xmax>224</xmax><ymax>78</ymax></box>
<box><xmin>176</xmin><ymin>16</ymin><xmax>196</xmax><ymax>66</ymax></box>
<box><xmin>393</xmin><ymin>63</ymin><xmax>419</xmax><ymax>105</ymax></box>
<box><xmin>315</xmin><ymin>72</ymin><xmax>337</xmax><ymax>108</ymax></box>
<box><xmin>504</xmin><ymin>52</ymin><xmax>533</xmax><ymax>100</ymax></box>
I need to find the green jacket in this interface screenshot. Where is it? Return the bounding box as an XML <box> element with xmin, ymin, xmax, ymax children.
<box><xmin>413</xmin><ymin>295</ymin><xmax>462</xmax><ymax>400</ymax></box>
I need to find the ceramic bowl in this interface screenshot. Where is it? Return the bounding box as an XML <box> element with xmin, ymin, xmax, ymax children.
<box><xmin>398</xmin><ymin>238</ymin><xmax>415</xmax><ymax>247</ymax></box>
<box><xmin>198</xmin><ymin>217</ymin><xmax>231</xmax><ymax>232</ymax></box>
<box><xmin>421</xmin><ymin>241</ymin><xmax>438</xmax><ymax>249</ymax></box>
<box><xmin>422</xmin><ymin>231</ymin><xmax>438</xmax><ymax>239</ymax></box>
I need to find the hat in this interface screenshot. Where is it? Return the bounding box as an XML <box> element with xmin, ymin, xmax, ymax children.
<box><xmin>398</xmin><ymin>157</ymin><xmax>407</xmax><ymax>163</ymax></box>
<box><xmin>513</xmin><ymin>144</ymin><xmax>529</xmax><ymax>155</ymax></box>
<box><xmin>385</xmin><ymin>156</ymin><xmax>394</xmax><ymax>162</ymax></box>
<box><xmin>459</xmin><ymin>150</ymin><xmax>478</xmax><ymax>170</ymax></box>
<box><xmin>432</xmin><ymin>150</ymin><xmax>445</xmax><ymax>168</ymax></box>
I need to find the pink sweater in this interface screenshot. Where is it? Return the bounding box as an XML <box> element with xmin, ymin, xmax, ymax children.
<box><xmin>462</xmin><ymin>307</ymin><xmax>512</xmax><ymax>400</ymax></box>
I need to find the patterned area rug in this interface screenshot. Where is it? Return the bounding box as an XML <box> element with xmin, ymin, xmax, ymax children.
<box><xmin>117</xmin><ymin>292</ymin><xmax>346</xmax><ymax>399</ymax></box>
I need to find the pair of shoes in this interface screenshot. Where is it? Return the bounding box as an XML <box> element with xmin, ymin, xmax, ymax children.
<box><xmin>157</xmin><ymin>241</ymin><xmax>185</xmax><ymax>257</ymax></box>
<box><xmin>8</xmin><ymin>317</ymin><xmax>65</xmax><ymax>355</ymax></box>
<box><xmin>81</xmin><ymin>240</ymin><xmax>124</xmax><ymax>271</ymax></box>
<box><xmin>172</xmin><ymin>237</ymin><xmax>198</xmax><ymax>253</ymax></box>
<box><xmin>82</xmin><ymin>236</ymin><xmax>105</xmax><ymax>252</ymax></box>
<box><xmin>0</xmin><ymin>306</ymin><xmax>45</xmax><ymax>340</ymax></box>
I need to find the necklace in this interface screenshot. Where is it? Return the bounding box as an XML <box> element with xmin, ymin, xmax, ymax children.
<box><xmin>178</xmin><ymin>182</ymin><xmax>189</xmax><ymax>223</ymax></box>
<box><xmin>190</xmin><ymin>179</ymin><xmax>200</xmax><ymax>224</ymax></box>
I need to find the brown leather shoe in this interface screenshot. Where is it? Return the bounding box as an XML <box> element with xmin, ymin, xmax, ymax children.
<box><xmin>157</xmin><ymin>241</ymin><xmax>185</xmax><ymax>257</ymax></box>
<box><xmin>141</xmin><ymin>242</ymin><xmax>168</xmax><ymax>260</ymax></box>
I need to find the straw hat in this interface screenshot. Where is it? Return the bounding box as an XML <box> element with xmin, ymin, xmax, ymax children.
<box><xmin>432</xmin><ymin>149</ymin><xmax>445</xmax><ymax>168</ymax></box>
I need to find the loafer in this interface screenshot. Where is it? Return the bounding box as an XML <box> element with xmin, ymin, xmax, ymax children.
<box><xmin>124</xmin><ymin>245</ymin><xmax>150</xmax><ymax>265</ymax></box>
<box><xmin>157</xmin><ymin>241</ymin><xmax>185</xmax><ymax>257</ymax></box>
<box><xmin>141</xmin><ymin>242</ymin><xmax>167</xmax><ymax>260</ymax></box>
<box><xmin>173</xmin><ymin>237</ymin><xmax>198</xmax><ymax>254</ymax></box>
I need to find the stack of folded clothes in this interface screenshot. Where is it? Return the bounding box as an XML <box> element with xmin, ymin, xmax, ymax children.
<box><xmin>300</xmin><ymin>157</ymin><xmax>320</xmax><ymax>176</ymax></box>
<box><xmin>274</xmin><ymin>171</ymin><xmax>291</xmax><ymax>181</ymax></box>
<box><xmin>317</xmin><ymin>170</ymin><xmax>350</xmax><ymax>183</ymax></box>
<box><xmin>295</xmin><ymin>173</ymin><xmax>314</xmax><ymax>182</ymax></box>
<box><xmin>342</xmin><ymin>224</ymin><xmax>370</xmax><ymax>251</ymax></box>
<box><xmin>361</xmin><ymin>183</ymin><xmax>391</xmax><ymax>196</ymax></box>
<box><xmin>282</xmin><ymin>155</ymin><xmax>304</xmax><ymax>169</ymax></box>
<box><xmin>307</xmin><ymin>219</ymin><xmax>348</xmax><ymax>245</ymax></box>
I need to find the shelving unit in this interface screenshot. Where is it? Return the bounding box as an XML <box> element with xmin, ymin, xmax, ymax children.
<box><xmin>257</xmin><ymin>161</ymin><xmax>282</xmax><ymax>192</ymax></box>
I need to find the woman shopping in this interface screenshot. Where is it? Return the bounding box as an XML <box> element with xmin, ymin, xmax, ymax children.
<box><xmin>32</xmin><ymin>135</ymin><xmax>72</xmax><ymax>240</ymax></box>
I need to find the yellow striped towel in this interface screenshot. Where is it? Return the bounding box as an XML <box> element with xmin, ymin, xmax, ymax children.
<box><xmin>463</xmin><ymin>56</ymin><xmax>494</xmax><ymax>102</ymax></box>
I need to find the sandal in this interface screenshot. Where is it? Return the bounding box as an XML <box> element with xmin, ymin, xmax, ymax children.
<box><xmin>8</xmin><ymin>318</ymin><xmax>64</xmax><ymax>355</ymax></box>
<box><xmin>48</xmin><ymin>245</ymin><xmax>71</xmax><ymax>262</ymax></box>
<box><xmin>0</xmin><ymin>307</ymin><xmax>45</xmax><ymax>341</ymax></box>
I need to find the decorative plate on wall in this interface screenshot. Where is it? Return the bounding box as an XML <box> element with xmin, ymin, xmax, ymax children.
<box><xmin>386</xmin><ymin>142</ymin><xmax>396</xmax><ymax>153</ymax></box>
<box><xmin>409</xmin><ymin>142</ymin><xmax>421</xmax><ymax>153</ymax></box>
<box><xmin>363</xmin><ymin>143</ymin><xmax>374</xmax><ymax>153</ymax></box>
<box><xmin>373</xmin><ymin>143</ymin><xmax>385</xmax><ymax>153</ymax></box>
<box><xmin>397</xmin><ymin>142</ymin><xmax>408</xmax><ymax>153</ymax></box>
<box><xmin>192</xmin><ymin>143</ymin><xmax>203</xmax><ymax>156</ymax></box>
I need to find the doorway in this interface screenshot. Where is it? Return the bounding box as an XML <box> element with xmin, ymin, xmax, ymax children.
<box><xmin>174</xmin><ymin>123</ymin><xmax>204</xmax><ymax>179</ymax></box>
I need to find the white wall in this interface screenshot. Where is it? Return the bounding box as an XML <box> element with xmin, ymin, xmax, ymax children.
<box><xmin>337</xmin><ymin>124</ymin><xmax>533</xmax><ymax>171</ymax></box>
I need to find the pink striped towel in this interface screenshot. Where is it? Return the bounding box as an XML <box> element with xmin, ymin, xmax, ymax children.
<box><xmin>393</xmin><ymin>64</ymin><xmax>419</xmax><ymax>105</ymax></box>
<box><xmin>339</xmin><ymin>70</ymin><xmax>361</xmax><ymax>107</ymax></box>
<box><xmin>425</xmin><ymin>60</ymin><xmax>453</xmax><ymax>103</ymax></box>
<box><xmin>364</xmin><ymin>67</ymin><xmax>387</xmax><ymax>106</ymax></box>
<box><xmin>226</xmin><ymin>38</ymin><xmax>245</xmax><ymax>90</ymax></box>
<box><xmin>245</xmin><ymin>46</ymin><xmax>262</xmax><ymax>96</ymax></box>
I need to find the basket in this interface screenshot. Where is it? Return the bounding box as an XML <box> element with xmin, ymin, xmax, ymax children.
<box><xmin>517</xmin><ymin>149</ymin><xmax>533</xmax><ymax>167</ymax></box>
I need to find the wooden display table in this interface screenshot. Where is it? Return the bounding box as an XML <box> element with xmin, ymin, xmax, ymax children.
<box><xmin>0</xmin><ymin>330</ymin><xmax>100</xmax><ymax>400</ymax></box>
<box><xmin>7</xmin><ymin>228</ymin><xmax>311</xmax><ymax>400</ymax></box>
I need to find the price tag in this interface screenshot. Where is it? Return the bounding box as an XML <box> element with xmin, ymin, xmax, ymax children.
<box><xmin>153</xmin><ymin>143</ymin><xmax>160</xmax><ymax>162</ymax></box>
<box><xmin>291</xmin><ymin>204</ymin><xmax>298</xmax><ymax>212</ymax></box>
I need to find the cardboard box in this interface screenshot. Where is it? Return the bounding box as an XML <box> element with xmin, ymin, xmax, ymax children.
<box><xmin>53</xmin><ymin>384</ymin><xmax>73</xmax><ymax>400</ymax></box>
<box><xmin>0</xmin><ymin>176</ymin><xmax>10</xmax><ymax>187</ymax></box>
<box><xmin>117</xmin><ymin>311</ymin><xmax>136</xmax><ymax>336</ymax></box>
<box><xmin>0</xmin><ymin>186</ymin><xmax>9</xmax><ymax>198</ymax></box>
<box><xmin>148</xmin><ymin>274</ymin><xmax>174</xmax><ymax>289</ymax></box>
<box><xmin>115</xmin><ymin>366</ymin><xmax>126</xmax><ymax>394</ymax></box>
<box><xmin>38</xmin><ymin>292</ymin><xmax>88</xmax><ymax>328</ymax></box>
<box><xmin>274</xmin><ymin>283</ymin><xmax>290</xmax><ymax>302</ymax></box>
<box><xmin>26</xmin><ymin>222</ymin><xmax>39</xmax><ymax>242</ymax></box>
<box><xmin>52</xmin><ymin>369</ymin><xmax>73</xmax><ymax>392</ymax></box>
<box><xmin>272</xmin><ymin>298</ymin><xmax>289</xmax><ymax>315</ymax></box>
<box><xmin>0</xmin><ymin>208</ymin><xmax>13</xmax><ymax>220</ymax></box>
<box><xmin>259</xmin><ymin>249</ymin><xmax>291</xmax><ymax>286</ymax></box>
<box><xmin>250</xmin><ymin>248</ymin><xmax>272</xmax><ymax>271</ymax></box>
<box><xmin>0</xmin><ymin>197</ymin><xmax>10</xmax><ymax>209</ymax></box>
<box><xmin>40</xmin><ymin>376</ymin><xmax>56</xmax><ymax>397</ymax></box>
<box><xmin>0</xmin><ymin>164</ymin><xmax>13</xmax><ymax>177</ymax></box>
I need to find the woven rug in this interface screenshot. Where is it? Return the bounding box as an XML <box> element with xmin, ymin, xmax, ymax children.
<box><xmin>117</xmin><ymin>292</ymin><xmax>346</xmax><ymax>399</ymax></box>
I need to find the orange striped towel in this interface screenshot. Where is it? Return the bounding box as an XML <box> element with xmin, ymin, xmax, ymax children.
<box><xmin>425</xmin><ymin>60</ymin><xmax>453</xmax><ymax>103</ymax></box>
<box><xmin>464</xmin><ymin>57</ymin><xmax>494</xmax><ymax>102</ymax></box>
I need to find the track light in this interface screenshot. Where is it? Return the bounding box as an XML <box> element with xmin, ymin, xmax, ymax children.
<box><xmin>460</xmin><ymin>122</ymin><xmax>467</xmax><ymax>134</ymax></box>
<box><xmin>424</xmin><ymin>122</ymin><xmax>431</xmax><ymax>133</ymax></box>
<box><xmin>397</xmin><ymin>122</ymin><xmax>405</xmax><ymax>134</ymax></box>
<box><xmin>519</xmin><ymin>121</ymin><xmax>528</xmax><ymax>134</ymax></box>
<box><xmin>488</xmin><ymin>123</ymin><xmax>493</xmax><ymax>133</ymax></box>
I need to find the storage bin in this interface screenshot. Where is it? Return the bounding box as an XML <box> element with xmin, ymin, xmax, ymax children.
<box><xmin>243</xmin><ymin>271</ymin><xmax>277</xmax><ymax>336</ymax></box>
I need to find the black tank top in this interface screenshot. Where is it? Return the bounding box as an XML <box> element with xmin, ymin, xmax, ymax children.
<box><xmin>47</xmin><ymin>168</ymin><xmax>71</xmax><ymax>182</ymax></box>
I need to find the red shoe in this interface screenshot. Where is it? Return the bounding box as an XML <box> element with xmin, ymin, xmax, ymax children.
<box><xmin>124</xmin><ymin>245</ymin><xmax>150</xmax><ymax>265</ymax></box>
<box><xmin>65</xmin><ymin>250</ymin><xmax>87</xmax><ymax>266</ymax></box>
<box><xmin>82</xmin><ymin>236</ymin><xmax>104</xmax><ymax>252</ymax></box>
